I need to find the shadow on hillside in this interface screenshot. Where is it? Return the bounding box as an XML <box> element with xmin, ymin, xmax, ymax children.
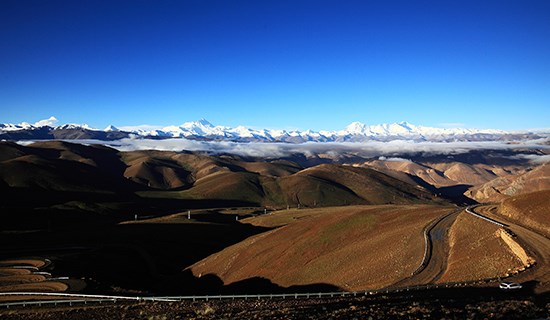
<box><xmin>161</xmin><ymin>271</ymin><xmax>342</xmax><ymax>295</ymax></box>
<box><xmin>2</xmin><ymin>211</ymin><xmax>276</xmax><ymax>295</ymax></box>
<box><xmin>0</xmin><ymin>186</ymin><xmax>259</xmax><ymax>230</ymax></box>
<box><xmin>397</xmin><ymin>173</ymin><xmax>477</xmax><ymax>206</ymax></box>
<box><xmin>434</xmin><ymin>184</ymin><xmax>477</xmax><ymax>205</ymax></box>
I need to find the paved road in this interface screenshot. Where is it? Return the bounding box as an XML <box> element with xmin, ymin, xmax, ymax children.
<box><xmin>474</xmin><ymin>205</ymin><xmax>550</xmax><ymax>293</ymax></box>
<box><xmin>392</xmin><ymin>208</ymin><xmax>461</xmax><ymax>287</ymax></box>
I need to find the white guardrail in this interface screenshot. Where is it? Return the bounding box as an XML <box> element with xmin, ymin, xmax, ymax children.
<box><xmin>0</xmin><ymin>207</ymin><xmax>511</xmax><ymax>310</ymax></box>
<box><xmin>0</xmin><ymin>281</ymin><xmax>497</xmax><ymax>309</ymax></box>
<box><xmin>465</xmin><ymin>206</ymin><xmax>507</xmax><ymax>228</ymax></box>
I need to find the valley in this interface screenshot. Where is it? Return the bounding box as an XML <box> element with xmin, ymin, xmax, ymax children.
<box><xmin>1</xmin><ymin>139</ymin><xmax>549</xmax><ymax>318</ymax></box>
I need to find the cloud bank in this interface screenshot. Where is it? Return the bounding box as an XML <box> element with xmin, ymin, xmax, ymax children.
<box><xmin>63</xmin><ymin>137</ymin><xmax>550</xmax><ymax>160</ymax></box>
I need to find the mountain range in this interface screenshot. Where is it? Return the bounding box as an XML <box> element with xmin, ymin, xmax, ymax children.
<box><xmin>1</xmin><ymin>117</ymin><xmax>547</xmax><ymax>143</ymax></box>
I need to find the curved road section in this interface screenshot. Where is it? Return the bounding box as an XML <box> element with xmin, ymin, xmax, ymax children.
<box><xmin>472</xmin><ymin>205</ymin><xmax>550</xmax><ymax>294</ymax></box>
<box><xmin>394</xmin><ymin>208</ymin><xmax>462</xmax><ymax>287</ymax></box>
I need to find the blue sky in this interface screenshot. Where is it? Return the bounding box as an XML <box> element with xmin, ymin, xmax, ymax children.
<box><xmin>1</xmin><ymin>0</ymin><xmax>549</xmax><ymax>131</ymax></box>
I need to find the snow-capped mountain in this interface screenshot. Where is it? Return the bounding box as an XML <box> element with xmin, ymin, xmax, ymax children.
<box><xmin>0</xmin><ymin>117</ymin><xmax>545</xmax><ymax>143</ymax></box>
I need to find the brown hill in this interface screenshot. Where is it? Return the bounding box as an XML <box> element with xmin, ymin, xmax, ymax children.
<box><xmin>431</xmin><ymin>162</ymin><xmax>497</xmax><ymax>186</ymax></box>
<box><xmin>121</xmin><ymin>151</ymin><xmax>301</xmax><ymax>191</ymax></box>
<box><xmin>0</xmin><ymin>141</ymin><xmax>27</xmax><ymax>162</ymax></box>
<box><xmin>189</xmin><ymin>205</ymin><xmax>454</xmax><ymax>291</ymax></box>
<box><xmin>440</xmin><ymin>211</ymin><xmax>525</xmax><ymax>283</ymax></box>
<box><xmin>497</xmin><ymin>190</ymin><xmax>550</xmax><ymax>237</ymax></box>
<box><xmin>364</xmin><ymin>160</ymin><xmax>453</xmax><ymax>187</ymax></box>
<box><xmin>0</xmin><ymin>141</ymin><xmax>134</xmax><ymax>193</ymax></box>
<box><xmin>122</xmin><ymin>154</ymin><xmax>194</xmax><ymax>189</ymax></box>
<box><xmin>0</xmin><ymin>141</ymin><xmax>446</xmax><ymax>214</ymax></box>
<box><xmin>466</xmin><ymin>163</ymin><xmax>550</xmax><ymax>202</ymax></box>
<box><xmin>284</xmin><ymin>164</ymin><xmax>436</xmax><ymax>205</ymax></box>
<box><xmin>364</xmin><ymin>159</ymin><xmax>522</xmax><ymax>189</ymax></box>
<box><xmin>161</xmin><ymin>163</ymin><xmax>441</xmax><ymax>208</ymax></box>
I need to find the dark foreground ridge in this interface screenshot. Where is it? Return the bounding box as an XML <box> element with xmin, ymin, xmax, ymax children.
<box><xmin>1</xmin><ymin>287</ymin><xmax>549</xmax><ymax>319</ymax></box>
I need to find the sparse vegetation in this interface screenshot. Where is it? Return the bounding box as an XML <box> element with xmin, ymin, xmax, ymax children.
<box><xmin>1</xmin><ymin>141</ymin><xmax>550</xmax><ymax>318</ymax></box>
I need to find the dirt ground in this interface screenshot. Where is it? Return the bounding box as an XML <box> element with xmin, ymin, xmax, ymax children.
<box><xmin>1</xmin><ymin>288</ymin><xmax>548</xmax><ymax>320</ymax></box>
<box><xmin>440</xmin><ymin>211</ymin><xmax>525</xmax><ymax>282</ymax></box>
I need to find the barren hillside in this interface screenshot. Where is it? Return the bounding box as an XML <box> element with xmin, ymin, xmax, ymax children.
<box><xmin>497</xmin><ymin>190</ymin><xmax>550</xmax><ymax>237</ymax></box>
<box><xmin>189</xmin><ymin>205</ymin><xmax>453</xmax><ymax>291</ymax></box>
<box><xmin>466</xmin><ymin>163</ymin><xmax>550</xmax><ymax>202</ymax></box>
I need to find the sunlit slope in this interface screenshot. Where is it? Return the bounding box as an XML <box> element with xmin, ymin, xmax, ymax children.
<box><xmin>364</xmin><ymin>159</ymin><xmax>524</xmax><ymax>189</ymax></box>
<box><xmin>466</xmin><ymin>163</ymin><xmax>550</xmax><ymax>202</ymax></box>
<box><xmin>189</xmin><ymin>205</ymin><xmax>453</xmax><ymax>291</ymax></box>
<box><xmin>440</xmin><ymin>211</ymin><xmax>525</xmax><ymax>283</ymax></box>
<box><xmin>497</xmin><ymin>190</ymin><xmax>550</xmax><ymax>236</ymax></box>
<box><xmin>167</xmin><ymin>164</ymin><xmax>442</xmax><ymax>207</ymax></box>
<box><xmin>0</xmin><ymin>141</ymin><xmax>443</xmax><ymax>208</ymax></box>
<box><xmin>364</xmin><ymin>160</ymin><xmax>454</xmax><ymax>187</ymax></box>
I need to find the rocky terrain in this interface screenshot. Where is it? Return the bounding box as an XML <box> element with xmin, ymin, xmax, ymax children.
<box><xmin>1</xmin><ymin>289</ymin><xmax>548</xmax><ymax>320</ymax></box>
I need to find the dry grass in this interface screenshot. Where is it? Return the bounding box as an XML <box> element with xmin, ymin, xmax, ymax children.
<box><xmin>0</xmin><ymin>274</ymin><xmax>47</xmax><ymax>286</ymax></box>
<box><xmin>364</xmin><ymin>160</ymin><xmax>521</xmax><ymax>189</ymax></box>
<box><xmin>440</xmin><ymin>212</ymin><xmax>524</xmax><ymax>282</ymax></box>
<box><xmin>467</xmin><ymin>163</ymin><xmax>550</xmax><ymax>203</ymax></box>
<box><xmin>0</xmin><ymin>258</ymin><xmax>71</xmax><ymax>296</ymax></box>
<box><xmin>0</xmin><ymin>259</ymin><xmax>47</xmax><ymax>268</ymax></box>
<box><xmin>498</xmin><ymin>190</ymin><xmax>550</xmax><ymax>237</ymax></box>
<box><xmin>0</xmin><ymin>281</ymin><xmax>68</xmax><ymax>293</ymax></box>
<box><xmin>0</xmin><ymin>268</ymin><xmax>32</xmax><ymax>276</ymax></box>
<box><xmin>190</xmin><ymin>205</ymin><xmax>453</xmax><ymax>291</ymax></box>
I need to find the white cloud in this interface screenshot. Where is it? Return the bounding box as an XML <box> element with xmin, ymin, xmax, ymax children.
<box><xmin>33</xmin><ymin>116</ymin><xmax>58</xmax><ymax>127</ymax></box>
<box><xmin>63</xmin><ymin>138</ymin><xmax>550</xmax><ymax>159</ymax></box>
<box><xmin>506</xmin><ymin>154</ymin><xmax>550</xmax><ymax>164</ymax></box>
<box><xmin>378</xmin><ymin>156</ymin><xmax>412</xmax><ymax>162</ymax></box>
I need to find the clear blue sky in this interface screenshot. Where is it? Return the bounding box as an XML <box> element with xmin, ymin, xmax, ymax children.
<box><xmin>1</xmin><ymin>0</ymin><xmax>549</xmax><ymax>131</ymax></box>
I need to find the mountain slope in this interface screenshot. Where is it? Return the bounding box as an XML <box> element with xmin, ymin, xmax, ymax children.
<box><xmin>466</xmin><ymin>163</ymin><xmax>550</xmax><ymax>202</ymax></box>
<box><xmin>0</xmin><ymin>141</ymin><xmax>440</xmax><ymax>212</ymax></box>
<box><xmin>0</xmin><ymin>141</ymin><xmax>134</xmax><ymax>193</ymax></box>
<box><xmin>497</xmin><ymin>190</ymin><xmax>550</xmax><ymax>236</ymax></box>
<box><xmin>156</xmin><ymin>163</ymin><xmax>441</xmax><ymax>207</ymax></box>
<box><xmin>189</xmin><ymin>205</ymin><xmax>453</xmax><ymax>291</ymax></box>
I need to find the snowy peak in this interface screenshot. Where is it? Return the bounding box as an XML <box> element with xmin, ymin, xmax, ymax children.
<box><xmin>0</xmin><ymin>117</ymin><xmax>535</xmax><ymax>143</ymax></box>
<box><xmin>56</xmin><ymin>123</ymin><xmax>92</xmax><ymax>130</ymax></box>
<box><xmin>182</xmin><ymin>118</ymin><xmax>214</xmax><ymax>129</ymax></box>
<box><xmin>337</xmin><ymin>121</ymin><xmax>507</xmax><ymax>137</ymax></box>
<box><xmin>340</xmin><ymin>121</ymin><xmax>425</xmax><ymax>136</ymax></box>
<box><xmin>342</xmin><ymin>121</ymin><xmax>368</xmax><ymax>134</ymax></box>
<box><xmin>104</xmin><ymin>125</ymin><xmax>119</xmax><ymax>132</ymax></box>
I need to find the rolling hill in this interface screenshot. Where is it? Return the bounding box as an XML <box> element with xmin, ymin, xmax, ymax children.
<box><xmin>189</xmin><ymin>205</ymin><xmax>454</xmax><ymax>291</ymax></box>
<box><xmin>465</xmin><ymin>163</ymin><xmax>550</xmax><ymax>202</ymax></box>
<box><xmin>496</xmin><ymin>190</ymin><xmax>550</xmax><ymax>237</ymax></box>
<box><xmin>0</xmin><ymin>141</ymin><xmax>442</xmax><ymax>220</ymax></box>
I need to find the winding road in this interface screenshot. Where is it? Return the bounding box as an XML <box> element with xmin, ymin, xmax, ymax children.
<box><xmin>393</xmin><ymin>207</ymin><xmax>461</xmax><ymax>287</ymax></box>
<box><xmin>472</xmin><ymin>205</ymin><xmax>550</xmax><ymax>293</ymax></box>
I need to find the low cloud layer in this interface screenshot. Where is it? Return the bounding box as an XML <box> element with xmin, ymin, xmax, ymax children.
<box><xmin>63</xmin><ymin>137</ymin><xmax>550</xmax><ymax>161</ymax></box>
<box><xmin>505</xmin><ymin>153</ymin><xmax>550</xmax><ymax>164</ymax></box>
